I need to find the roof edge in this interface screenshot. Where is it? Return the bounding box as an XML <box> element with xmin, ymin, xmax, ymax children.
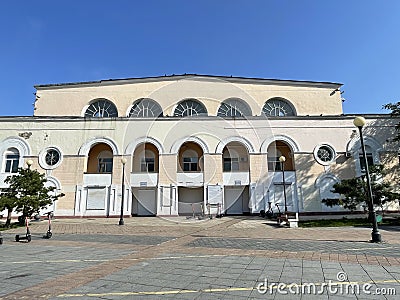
<box><xmin>34</xmin><ymin>74</ymin><xmax>343</xmax><ymax>90</ymax></box>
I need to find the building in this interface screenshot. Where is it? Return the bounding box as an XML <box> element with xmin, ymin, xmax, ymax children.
<box><xmin>0</xmin><ymin>74</ymin><xmax>399</xmax><ymax>217</ymax></box>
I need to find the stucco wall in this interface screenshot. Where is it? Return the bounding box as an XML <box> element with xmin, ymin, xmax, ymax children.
<box><xmin>34</xmin><ymin>76</ymin><xmax>343</xmax><ymax>117</ymax></box>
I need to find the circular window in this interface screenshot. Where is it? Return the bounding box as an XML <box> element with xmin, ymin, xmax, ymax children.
<box><xmin>39</xmin><ymin>147</ymin><xmax>62</xmax><ymax>169</ymax></box>
<box><xmin>314</xmin><ymin>144</ymin><xmax>336</xmax><ymax>165</ymax></box>
<box><xmin>45</xmin><ymin>149</ymin><xmax>60</xmax><ymax>166</ymax></box>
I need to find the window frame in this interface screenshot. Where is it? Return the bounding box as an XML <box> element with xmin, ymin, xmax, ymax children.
<box><xmin>84</xmin><ymin>99</ymin><xmax>118</xmax><ymax>118</ymax></box>
<box><xmin>173</xmin><ymin>99</ymin><xmax>207</xmax><ymax>117</ymax></box>
<box><xmin>262</xmin><ymin>98</ymin><xmax>296</xmax><ymax>117</ymax></box>
<box><xmin>4</xmin><ymin>149</ymin><xmax>20</xmax><ymax>173</ymax></box>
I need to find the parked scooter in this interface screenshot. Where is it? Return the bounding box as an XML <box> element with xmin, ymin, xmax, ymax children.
<box><xmin>15</xmin><ymin>216</ymin><xmax>31</xmax><ymax>242</ymax></box>
<box><xmin>43</xmin><ymin>211</ymin><xmax>53</xmax><ymax>239</ymax></box>
<box><xmin>0</xmin><ymin>232</ymin><xmax>3</xmax><ymax>245</ymax></box>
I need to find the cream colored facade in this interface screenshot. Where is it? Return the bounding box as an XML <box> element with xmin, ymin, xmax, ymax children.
<box><xmin>1</xmin><ymin>75</ymin><xmax>399</xmax><ymax>217</ymax></box>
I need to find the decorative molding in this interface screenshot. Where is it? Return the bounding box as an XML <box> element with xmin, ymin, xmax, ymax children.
<box><xmin>215</xmin><ymin>136</ymin><xmax>256</xmax><ymax>154</ymax></box>
<box><xmin>260</xmin><ymin>134</ymin><xmax>300</xmax><ymax>153</ymax></box>
<box><xmin>78</xmin><ymin>137</ymin><xmax>120</xmax><ymax>156</ymax></box>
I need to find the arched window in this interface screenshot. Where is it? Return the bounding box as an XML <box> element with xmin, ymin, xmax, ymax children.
<box><xmin>217</xmin><ymin>98</ymin><xmax>252</xmax><ymax>117</ymax></box>
<box><xmin>267</xmin><ymin>141</ymin><xmax>295</xmax><ymax>171</ymax></box>
<box><xmin>85</xmin><ymin>99</ymin><xmax>118</xmax><ymax>118</ymax></box>
<box><xmin>174</xmin><ymin>99</ymin><xmax>207</xmax><ymax>117</ymax></box>
<box><xmin>140</xmin><ymin>150</ymin><xmax>156</xmax><ymax>172</ymax></box>
<box><xmin>359</xmin><ymin>145</ymin><xmax>374</xmax><ymax>173</ymax></box>
<box><xmin>4</xmin><ymin>148</ymin><xmax>20</xmax><ymax>173</ymax></box>
<box><xmin>263</xmin><ymin>98</ymin><xmax>295</xmax><ymax>117</ymax></box>
<box><xmin>182</xmin><ymin>149</ymin><xmax>199</xmax><ymax>171</ymax></box>
<box><xmin>98</xmin><ymin>150</ymin><xmax>113</xmax><ymax>173</ymax></box>
<box><xmin>129</xmin><ymin>98</ymin><xmax>163</xmax><ymax>118</ymax></box>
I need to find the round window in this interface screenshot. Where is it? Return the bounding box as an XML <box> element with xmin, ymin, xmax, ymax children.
<box><xmin>45</xmin><ymin>149</ymin><xmax>60</xmax><ymax>166</ymax></box>
<box><xmin>39</xmin><ymin>147</ymin><xmax>62</xmax><ymax>169</ymax></box>
<box><xmin>314</xmin><ymin>144</ymin><xmax>336</xmax><ymax>165</ymax></box>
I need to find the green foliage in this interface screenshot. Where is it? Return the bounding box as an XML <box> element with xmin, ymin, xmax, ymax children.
<box><xmin>322</xmin><ymin>165</ymin><xmax>400</xmax><ymax>211</ymax></box>
<box><xmin>383</xmin><ymin>102</ymin><xmax>400</xmax><ymax>142</ymax></box>
<box><xmin>0</xmin><ymin>167</ymin><xmax>64</xmax><ymax>226</ymax></box>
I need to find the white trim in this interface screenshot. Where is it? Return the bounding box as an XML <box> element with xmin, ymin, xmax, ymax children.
<box><xmin>313</xmin><ymin>143</ymin><xmax>336</xmax><ymax>166</ymax></box>
<box><xmin>315</xmin><ymin>173</ymin><xmax>340</xmax><ymax>188</ymax></box>
<box><xmin>346</xmin><ymin>135</ymin><xmax>382</xmax><ymax>154</ymax></box>
<box><xmin>0</xmin><ymin>136</ymin><xmax>31</xmax><ymax>172</ymax></box>
<box><xmin>170</xmin><ymin>136</ymin><xmax>210</xmax><ymax>154</ymax></box>
<box><xmin>346</xmin><ymin>135</ymin><xmax>382</xmax><ymax>177</ymax></box>
<box><xmin>78</xmin><ymin>137</ymin><xmax>120</xmax><ymax>156</ymax></box>
<box><xmin>125</xmin><ymin>136</ymin><xmax>164</xmax><ymax>155</ymax></box>
<box><xmin>260</xmin><ymin>134</ymin><xmax>300</xmax><ymax>153</ymax></box>
<box><xmin>38</xmin><ymin>146</ymin><xmax>63</xmax><ymax>170</ymax></box>
<box><xmin>45</xmin><ymin>175</ymin><xmax>62</xmax><ymax>190</ymax></box>
<box><xmin>215</xmin><ymin>136</ymin><xmax>255</xmax><ymax>154</ymax></box>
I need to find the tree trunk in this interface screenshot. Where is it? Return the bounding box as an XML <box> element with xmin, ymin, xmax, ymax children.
<box><xmin>5</xmin><ymin>208</ymin><xmax>12</xmax><ymax>227</ymax></box>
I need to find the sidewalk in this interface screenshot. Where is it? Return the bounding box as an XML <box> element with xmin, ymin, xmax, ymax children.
<box><xmin>1</xmin><ymin>216</ymin><xmax>399</xmax><ymax>299</ymax></box>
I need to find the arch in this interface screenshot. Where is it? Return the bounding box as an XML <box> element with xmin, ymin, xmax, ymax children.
<box><xmin>127</xmin><ymin>98</ymin><xmax>163</xmax><ymax>118</ymax></box>
<box><xmin>170</xmin><ymin>136</ymin><xmax>209</xmax><ymax>154</ymax></box>
<box><xmin>260</xmin><ymin>135</ymin><xmax>300</xmax><ymax>154</ymax></box>
<box><xmin>124</xmin><ymin>137</ymin><xmax>164</xmax><ymax>155</ymax></box>
<box><xmin>45</xmin><ymin>175</ymin><xmax>62</xmax><ymax>190</ymax></box>
<box><xmin>315</xmin><ymin>173</ymin><xmax>340</xmax><ymax>188</ymax></box>
<box><xmin>216</xmin><ymin>136</ymin><xmax>256</xmax><ymax>154</ymax></box>
<box><xmin>78</xmin><ymin>137</ymin><xmax>120</xmax><ymax>156</ymax></box>
<box><xmin>173</xmin><ymin>98</ymin><xmax>208</xmax><ymax>117</ymax></box>
<box><xmin>83</xmin><ymin>98</ymin><xmax>118</xmax><ymax>118</ymax></box>
<box><xmin>0</xmin><ymin>136</ymin><xmax>31</xmax><ymax>157</ymax></box>
<box><xmin>346</xmin><ymin>135</ymin><xmax>382</xmax><ymax>176</ymax></box>
<box><xmin>262</xmin><ymin>97</ymin><xmax>296</xmax><ymax>117</ymax></box>
<box><xmin>217</xmin><ymin>98</ymin><xmax>252</xmax><ymax>117</ymax></box>
<box><xmin>346</xmin><ymin>135</ymin><xmax>382</xmax><ymax>155</ymax></box>
<box><xmin>0</xmin><ymin>136</ymin><xmax>31</xmax><ymax>171</ymax></box>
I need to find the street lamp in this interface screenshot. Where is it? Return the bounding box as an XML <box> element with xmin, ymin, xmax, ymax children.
<box><xmin>279</xmin><ymin>155</ymin><xmax>288</xmax><ymax>214</ymax></box>
<box><xmin>26</xmin><ymin>159</ymin><xmax>33</xmax><ymax>169</ymax></box>
<box><xmin>353</xmin><ymin>116</ymin><xmax>381</xmax><ymax>243</ymax></box>
<box><xmin>119</xmin><ymin>158</ymin><xmax>127</xmax><ymax>226</ymax></box>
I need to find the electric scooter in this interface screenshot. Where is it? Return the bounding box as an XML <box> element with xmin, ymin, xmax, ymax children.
<box><xmin>15</xmin><ymin>216</ymin><xmax>31</xmax><ymax>242</ymax></box>
<box><xmin>0</xmin><ymin>232</ymin><xmax>3</xmax><ymax>245</ymax></box>
<box><xmin>43</xmin><ymin>211</ymin><xmax>53</xmax><ymax>239</ymax></box>
<box><xmin>265</xmin><ymin>201</ymin><xmax>274</xmax><ymax>219</ymax></box>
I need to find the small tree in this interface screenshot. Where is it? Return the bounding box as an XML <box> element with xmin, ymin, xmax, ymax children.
<box><xmin>322</xmin><ymin>165</ymin><xmax>400</xmax><ymax>212</ymax></box>
<box><xmin>1</xmin><ymin>167</ymin><xmax>64</xmax><ymax>226</ymax></box>
<box><xmin>383</xmin><ymin>102</ymin><xmax>400</xmax><ymax>142</ymax></box>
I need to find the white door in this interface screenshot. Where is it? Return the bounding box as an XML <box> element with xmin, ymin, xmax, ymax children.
<box><xmin>225</xmin><ymin>188</ymin><xmax>243</xmax><ymax>214</ymax></box>
<box><xmin>138</xmin><ymin>189</ymin><xmax>156</xmax><ymax>216</ymax></box>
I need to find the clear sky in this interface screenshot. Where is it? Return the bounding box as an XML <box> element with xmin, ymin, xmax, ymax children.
<box><xmin>1</xmin><ymin>0</ymin><xmax>399</xmax><ymax>116</ymax></box>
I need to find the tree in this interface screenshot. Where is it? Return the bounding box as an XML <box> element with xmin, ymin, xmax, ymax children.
<box><xmin>322</xmin><ymin>165</ymin><xmax>400</xmax><ymax>212</ymax></box>
<box><xmin>383</xmin><ymin>102</ymin><xmax>400</xmax><ymax>142</ymax></box>
<box><xmin>0</xmin><ymin>189</ymin><xmax>18</xmax><ymax>227</ymax></box>
<box><xmin>0</xmin><ymin>167</ymin><xmax>64</xmax><ymax>226</ymax></box>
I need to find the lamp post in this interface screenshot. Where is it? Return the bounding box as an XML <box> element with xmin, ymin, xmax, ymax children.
<box><xmin>119</xmin><ymin>158</ymin><xmax>127</xmax><ymax>226</ymax></box>
<box><xmin>279</xmin><ymin>156</ymin><xmax>288</xmax><ymax>214</ymax></box>
<box><xmin>353</xmin><ymin>116</ymin><xmax>381</xmax><ymax>243</ymax></box>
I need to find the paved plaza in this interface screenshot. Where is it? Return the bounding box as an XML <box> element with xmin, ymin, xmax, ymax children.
<box><xmin>0</xmin><ymin>216</ymin><xmax>399</xmax><ymax>299</ymax></box>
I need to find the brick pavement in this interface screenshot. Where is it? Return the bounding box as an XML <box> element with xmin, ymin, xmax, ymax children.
<box><xmin>0</xmin><ymin>216</ymin><xmax>399</xmax><ymax>299</ymax></box>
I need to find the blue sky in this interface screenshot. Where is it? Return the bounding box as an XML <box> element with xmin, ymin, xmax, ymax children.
<box><xmin>1</xmin><ymin>0</ymin><xmax>399</xmax><ymax>116</ymax></box>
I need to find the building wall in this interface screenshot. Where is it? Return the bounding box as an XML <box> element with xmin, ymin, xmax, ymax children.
<box><xmin>34</xmin><ymin>76</ymin><xmax>343</xmax><ymax>117</ymax></box>
<box><xmin>0</xmin><ymin>115</ymin><xmax>399</xmax><ymax>217</ymax></box>
<box><xmin>1</xmin><ymin>76</ymin><xmax>399</xmax><ymax>217</ymax></box>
